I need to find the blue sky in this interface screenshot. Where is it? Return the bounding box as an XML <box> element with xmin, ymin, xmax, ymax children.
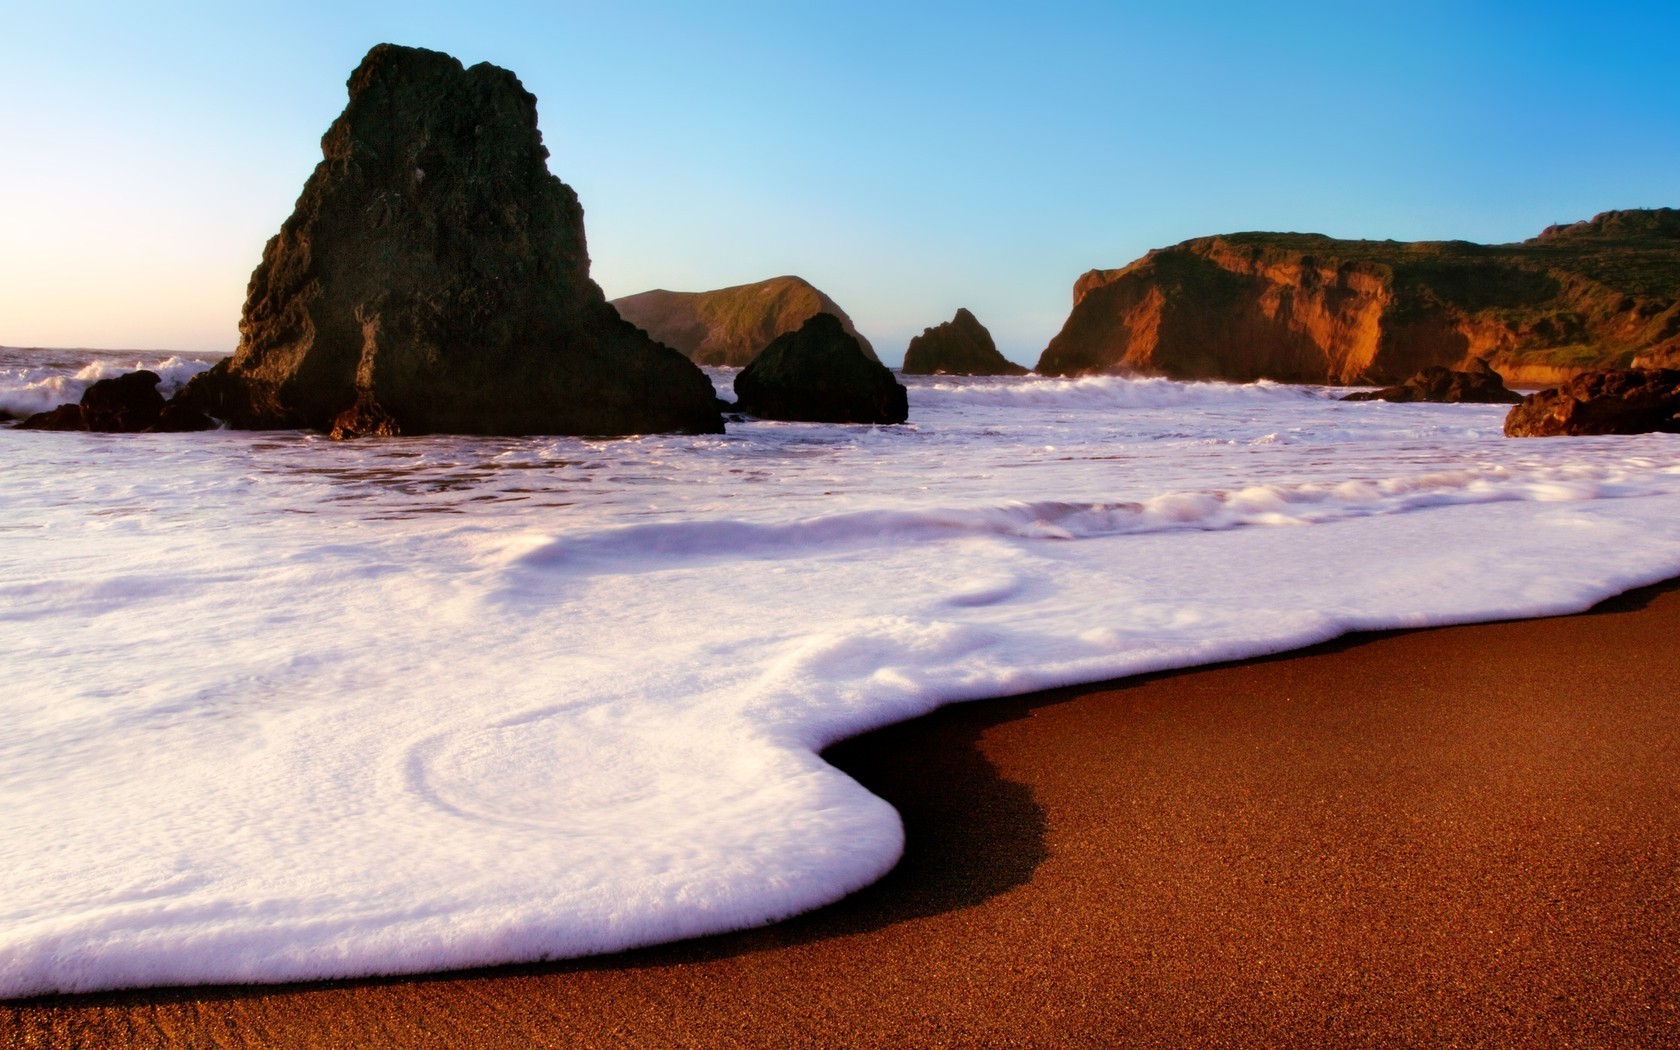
<box><xmin>2</xmin><ymin>1</ymin><xmax>1676</xmax><ymax>365</ymax></box>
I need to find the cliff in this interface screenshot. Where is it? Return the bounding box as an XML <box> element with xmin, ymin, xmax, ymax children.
<box><xmin>612</xmin><ymin>276</ymin><xmax>877</xmax><ymax>367</ymax></box>
<box><xmin>185</xmin><ymin>44</ymin><xmax>721</xmax><ymax>437</ymax></box>
<box><xmin>1035</xmin><ymin>209</ymin><xmax>1680</xmax><ymax>386</ymax></box>
<box><xmin>902</xmin><ymin>308</ymin><xmax>1029</xmax><ymax>376</ymax></box>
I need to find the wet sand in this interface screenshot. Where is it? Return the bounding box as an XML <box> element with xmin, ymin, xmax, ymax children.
<box><xmin>6</xmin><ymin>580</ymin><xmax>1680</xmax><ymax>1047</ymax></box>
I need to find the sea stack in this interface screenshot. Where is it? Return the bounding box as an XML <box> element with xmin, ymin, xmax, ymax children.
<box><xmin>612</xmin><ymin>276</ymin><xmax>878</xmax><ymax>367</ymax></box>
<box><xmin>902</xmin><ymin>308</ymin><xmax>1029</xmax><ymax>376</ymax></box>
<box><xmin>733</xmin><ymin>313</ymin><xmax>908</xmax><ymax>424</ymax></box>
<box><xmin>182</xmin><ymin>44</ymin><xmax>722</xmax><ymax>437</ymax></box>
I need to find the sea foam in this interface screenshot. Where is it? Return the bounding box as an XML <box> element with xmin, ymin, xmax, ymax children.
<box><xmin>4</xmin><ymin>363</ymin><xmax>1680</xmax><ymax>996</ymax></box>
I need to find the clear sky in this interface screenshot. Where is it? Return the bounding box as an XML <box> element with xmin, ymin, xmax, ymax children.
<box><xmin>3</xmin><ymin>1</ymin><xmax>1677</xmax><ymax>366</ymax></box>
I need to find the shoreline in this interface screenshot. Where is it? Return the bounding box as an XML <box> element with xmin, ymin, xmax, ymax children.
<box><xmin>7</xmin><ymin>579</ymin><xmax>1680</xmax><ymax>1045</ymax></box>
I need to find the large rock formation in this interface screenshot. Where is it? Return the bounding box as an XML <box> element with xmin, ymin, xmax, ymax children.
<box><xmin>1504</xmin><ymin>368</ymin><xmax>1680</xmax><ymax>436</ymax></box>
<box><xmin>732</xmin><ymin>313</ymin><xmax>908</xmax><ymax>424</ymax></box>
<box><xmin>1036</xmin><ymin>209</ymin><xmax>1680</xmax><ymax>386</ymax></box>
<box><xmin>902</xmin><ymin>309</ymin><xmax>1029</xmax><ymax>376</ymax></box>
<box><xmin>1341</xmin><ymin>357</ymin><xmax>1521</xmax><ymax>403</ymax></box>
<box><xmin>181</xmin><ymin>44</ymin><xmax>722</xmax><ymax>437</ymax></box>
<box><xmin>611</xmin><ymin>276</ymin><xmax>877</xmax><ymax>367</ymax></box>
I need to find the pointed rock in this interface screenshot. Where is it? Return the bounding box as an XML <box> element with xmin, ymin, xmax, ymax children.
<box><xmin>902</xmin><ymin>308</ymin><xmax>1028</xmax><ymax>376</ymax></box>
<box><xmin>181</xmin><ymin>43</ymin><xmax>721</xmax><ymax>437</ymax></box>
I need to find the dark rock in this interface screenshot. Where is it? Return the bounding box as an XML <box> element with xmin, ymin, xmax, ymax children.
<box><xmin>902</xmin><ymin>309</ymin><xmax>1029</xmax><ymax>376</ymax></box>
<box><xmin>152</xmin><ymin>400</ymin><xmax>217</xmax><ymax>432</ymax></box>
<box><xmin>179</xmin><ymin>43</ymin><xmax>722</xmax><ymax>438</ymax></box>
<box><xmin>18</xmin><ymin>370</ymin><xmax>205</xmax><ymax>432</ymax></box>
<box><xmin>733</xmin><ymin>313</ymin><xmax>908</xmax><ymax>424</ymax></box>
<box><xmin>612</xmin><ymin>276</ymin><xmax>878</xmax><ymax>366</ymax></box>
<box><xmin>1504</xmin><ymin>368</ymin><xmax>1680</xmax><ymax>437</ymax></box>
<box><xmin>81</xmin><ymin>370</ymin><xmax>166</xmax><ymax>429</ymax></box>
<box><xmin>1341</xmin><ymin>357</ymin><xmax>1521</xmax><ymax>403</ymax></box>
<box><xmin>18</xmin><ymin>404</ymin><xmax>88</xmax><ymax>431</ymax></box>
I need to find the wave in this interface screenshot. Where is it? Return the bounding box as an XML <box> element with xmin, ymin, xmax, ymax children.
<box><xmin>905</xmin><ymin>373</ymin><xmax>1333</xmax><ymax>411</ymax></box>
<box><xmin>0</xmin><ymin>355</ymin><xmax>214</xmax><ymax>419</ymax></box>
<box><xmin>509</xmin><ymin>460</ymin><xmax>1665</xmax><ymax>572</ymax></box>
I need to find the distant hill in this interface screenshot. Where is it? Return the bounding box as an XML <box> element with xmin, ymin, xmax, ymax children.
<box><xmin>612</xmin><ymin>276</ymin><xmax>877</xmax><ymax>367</ymax></box>
<box><xmin>1035</xmin><ymin>208</ymin><xmax>1680</xmax><ymax>386</ymax></box>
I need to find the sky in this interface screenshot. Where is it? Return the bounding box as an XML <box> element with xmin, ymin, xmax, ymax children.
<box><xmin>2</xmin><ymin>1</ymin><xmax>1677</xmax><ymax>367</ymax></box>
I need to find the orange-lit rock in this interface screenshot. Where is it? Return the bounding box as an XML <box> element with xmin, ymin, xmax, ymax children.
<box><xmin>1036</xmin><ymin>210</ymin><xmax>1680</xmax><ymax>386</ymax></box>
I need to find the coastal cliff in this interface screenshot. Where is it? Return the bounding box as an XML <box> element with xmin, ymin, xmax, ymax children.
<box><xmin>1035</xmin><ymin>209</ymin><xmax>1680</xmax><ymax>385</ymax></box>
<box><xmin>612</xmin><ymin>276</ymin><xmax>877</xmax><ymax>367</ymax></box>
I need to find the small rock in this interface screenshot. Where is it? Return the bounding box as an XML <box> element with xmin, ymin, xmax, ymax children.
<box><xmin>1342</xmin><ymin>358</ymin><xmax>1521</xmax><ymax>403</ymax></box>
<box><xmin>1504</xmin><ymin>368</ymin><xmax>1680</xmax><ymax>437</ymax></box>
<box><xmin>733</xmin><ymin>313</ymin><xmax>908</xmax><ymax>424</ymax></box>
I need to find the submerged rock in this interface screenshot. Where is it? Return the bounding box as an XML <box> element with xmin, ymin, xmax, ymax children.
<box><xmin>733</xmin><ymin>313</ymin><xmax>908</xmax><ymax>424</ymax></box>
<box><xmin>902</xmin><ymin>308</ymin><xmax>1029</xmax><ymax>376</ymax></box>
<box><xmin>17</xmin><ymin>403</ymin><xmax>89</xmax><ymax>431</ymax></box>
<box><xmin>1504</xmin><ymin>368</ymin><xmax>1680</xmax><ymax>436</ymax></box>
<box><xmin>1341</xmin><ymin>358</ymin><xmax>1521</xmax><ymax>403</ymax></box>
<box><xmin>612</xmin><ymin>276</ymin><xmax>878</xmax><ymax>367</ymax></box>
<box><xmin>181</xmin><ymin>43</ymin><xmax>721</xmax><ymax>438</ymax></box>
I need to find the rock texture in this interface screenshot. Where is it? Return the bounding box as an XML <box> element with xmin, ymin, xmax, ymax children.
<box><xmin>902</xmin><ymin>309</ymin><xmax>1029</xmax><ymax>376</ymax></box>
<box><xmin>1341</xmin><ymin>357</ymin><xmax>1521</xmax><ymax>403</ymax></box>
<box><xmin>1036</xmin><ymin>209</ymin><xmax>1680</xmax><ymax>386</ymax></box>
<box><xmin>181</xmin><ymin>44</ymin><xmax>721</xmax><ymax>437</ymax></box>
<box><xmin>612</xmin><ymin>276</ymin><xmax>877</xmax><ymax>367</ymax></box>
<box><xmin>18</xmin><ymin>370</ymin><xmax>214</xmax><ymax>432</ymax></box>
<box><xmin>1503</xmin><ymin>368</ymin><xmax>1680</xmax><ymax>437</ymax></box>
<box><xmin>733</xmin><ymin>313</ymin><xmax>908</xmax><ymax>424</ymax></box>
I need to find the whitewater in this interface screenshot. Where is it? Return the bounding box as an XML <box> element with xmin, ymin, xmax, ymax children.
<box><xmin>6</xmin><ymin>346</ymin><xmax>1680</xmax><ymax>997</ymax></box>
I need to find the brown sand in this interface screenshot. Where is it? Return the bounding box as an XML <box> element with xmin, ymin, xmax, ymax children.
<box><xmin>6</xmin><ymin>581</ymin><xmax>1680</xmax><ymax>1048</ymax></box>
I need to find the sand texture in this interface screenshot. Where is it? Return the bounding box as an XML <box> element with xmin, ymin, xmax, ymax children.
<box><xmin>6</xmin><ymin>581</ymin><xmax>1680</xmax><ymax>1047</ymax></box>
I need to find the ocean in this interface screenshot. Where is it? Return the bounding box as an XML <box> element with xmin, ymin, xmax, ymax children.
<box><xmin>5</xmin><ymin>345</ymin><xmax>1680</xmax><ymax>997</ymax></box>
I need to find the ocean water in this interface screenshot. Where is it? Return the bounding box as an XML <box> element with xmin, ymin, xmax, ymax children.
<box><xmin>6</xmin><ymin>346</ymin><xmax>1680</xmax><ymax>997</ymax></box>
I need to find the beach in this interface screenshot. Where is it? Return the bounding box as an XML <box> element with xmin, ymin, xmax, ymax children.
<box><xmin>7</xmin><ymin>576</ymin><xmax>1677</xmax><ymax>1047</ymax></box>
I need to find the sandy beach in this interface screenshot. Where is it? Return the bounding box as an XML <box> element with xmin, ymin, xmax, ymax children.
<box><xmin>6</xmin><ymin>579</ymin><xmax>1679</xmax><ymax>1048</ymax></box>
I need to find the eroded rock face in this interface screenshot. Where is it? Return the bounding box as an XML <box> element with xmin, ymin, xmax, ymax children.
<box><xmin>1504</xmin><ymin>368</ymin><xmax>1680</xmax><ymax>436</ymax></box>
<box><xmin>733</xmin><ymin>313</ymin><xmax>907</xmax><ymax>424</ymax></box>
<box><xmin>902</xmin><ymin>308</ymin><xmax>1028</xmax><ymax>376</ymax></box>
<box><xmin>611</xmin><ymin>276</ymin><xmax>877</xmax><ymax>367</ymax></box>
<box><xmin>1341</xmin><ymin>357</ymin><xmax>1521</xmax><ymax>403</ymax></box>
<box><xmin>1036</xmin><ymin>210</ymin><xmax>1680</xmax><ymax>386</ymax></box>
<box><xmin>181</xmin><ymin>43</ymin><xmax>721</xmax><ymax>438</ymax></box>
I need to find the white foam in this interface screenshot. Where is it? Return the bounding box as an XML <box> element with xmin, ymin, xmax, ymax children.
<box><xmin>0</xmin><ymin>349</ymin><xmax>215</xmax><ymax>418</ymax></box>
<box><xmin>4</xmin><ymin>365</ymin><xmax>1680</xmax><ymax>996</ymax></box>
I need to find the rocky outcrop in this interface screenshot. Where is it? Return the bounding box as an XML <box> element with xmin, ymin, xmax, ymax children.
<box><xmin>1037</xmin><ymin>209</ymin><xmax>1680</xmax><ymax>386</ymax></box>
<box><xmin>1504</xmin><ymin>368</ymin><xmax>1680</xmax><ymax>436</ymax></box>
<box><xmin>611</xmin><ymin>276</ymin><xmax>877</xmax><ymax>367</ymax></box>
<box><xmin>1341</xmin><ymin>357</ymin><xmax>1521</xmax><ymax>403</ymax></box>
<box><xmin>733</xmin><ymin>313</ymin><xmax>907</xmax><ymax>424</ymax></box>
<box><xmin>902</xmin><ymin>309</ymin><xmax>1029</xmax><ymax>376</ymax></box>
<box><xmin>180</xmin><ymin>44</ymin><xmax>722</xmax><ymax>438</ymax></box>
<box><xmin>19</xmin><ymin>370</ymin><xmax>215</xmax><ymax>432</ymax></box>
